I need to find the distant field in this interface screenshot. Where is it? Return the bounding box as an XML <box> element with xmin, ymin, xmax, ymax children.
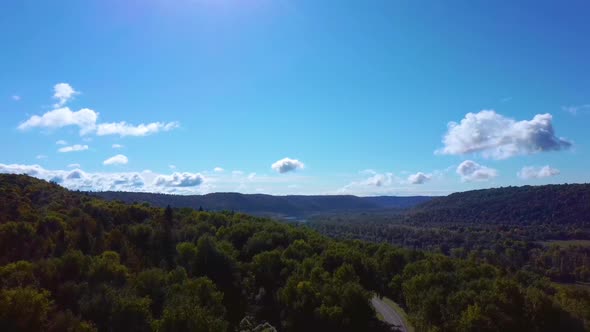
<box><xmin>539</xmin><ymin>240</ymin><xmax>590</xmax><ymax>247</ymax></box>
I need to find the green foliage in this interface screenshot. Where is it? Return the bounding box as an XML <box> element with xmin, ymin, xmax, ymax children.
<box><xmin>0</xmin><ymin>174</ymin><xmax>589</xmax><ymax>331</ymax></box>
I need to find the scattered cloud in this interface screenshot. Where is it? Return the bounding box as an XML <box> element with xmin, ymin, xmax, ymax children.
<box><xmin>214</xmin><ymin>167</ymin><xmax>224</xmax><ymax>173</ymax></box>
<box><xmin>271</xmin><ymin>158</ymin><xmax>305</xmax><ymax>174</ymax></box>
<box><xmin>248</xmin><ymin>172</ymin><xmax>257</xmax><ymax>180</ymax></box>
<box><xmin>67</xmin><ymin>163</ymin><xmax>81</xmax><ymax>168</ymax></box>
<box><xmin>232</xmin><ymin>170</ymin><xmax>244</xmax><ymax>176</ymax></box>
<box><xmin>103</xmin><ymin>154</ymin><xmax>128</xmax><ymax>165</ymax></box>
<box><xmin>96</xmin><ymin>121</ymin><xmax>179</xmax><ymax>137</ymax></box>
<box><xmin>56</xmin><ymin>140</ymin><xmax>67</xmax><ymax>145</ymax></box>
<box><xmin>112</xmin><ymin>144</ymin><xmax>124</xmax><ymax>149</ymax></box>
<box><xmin>12</xmin><ymin>95</ymin><xmax>21</xmax><ymax>101</ymax></box>
<box><xmin>169</xmin><ymin>165</ymin><xmax>176</xmax><ymax>170</ymax></box>
<box><xmin>438</xmin><ymin>110</ymin><xmax>571</xmax><ymax>159</ymax></box>
<box><xmin>58</xmin><ymin>144</ymin><xmax>89</xmax><ymax>153</ymax></box>
<box><xmin>563</xmin><ymin>104</ymin><xmax>590</xmax><ymax>116</ymax></box>
<box><xmin>408</xmin><ymin>172</ymin><xmax>431</xmax><ymax>184</ymax></box>
<box><xmin>154</xmin><ymin>172</ymin><xmax>204</xmax><ymax>187</ymax></box>
<box><xmin>53</xmin><ymin>83</ymin><xmax>78</xmax><ymax>107</ymax></box>
<box><xmin>518</xmin><ymin>165</ymin><xmax>560</xmax><ymax>179</ymax></box>
<box><xmin>18</xmin><ymin>107</ymin><xmax>98</xmax><ymax>135</ymax></box>
<box><xmin>456</xmin><ymin>160</ymin><xmax>498</xmax><ymax>182</ymax></box>
<box><xmin>36</xmin><ymin>155</ymin><xmax>48</xmax><ymax>160</ymax></box>
<box><xmin>0</xmin><ymin>163</ymin><xmax>147</xmax><ymax>191</ymax></box>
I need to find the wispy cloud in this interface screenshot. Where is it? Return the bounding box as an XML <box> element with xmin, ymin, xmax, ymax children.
<box><xmin>518</xmin><ymin>165</ymin><xmax>560</xmax><ymax>179</ymax></box>
<box><xmin>58</xmin><ymin>144</ymin><xmax>88</xmax><ymax>153</ymax></box>
<box><xmin>563</xmin><ymin>104</ymin><xmax>590</xmax><ymax>116</ymax></box>
<box><xmin>103</xmin><ymin>154</ymin><xmax>128</xmax><ymax>165</ymax></box>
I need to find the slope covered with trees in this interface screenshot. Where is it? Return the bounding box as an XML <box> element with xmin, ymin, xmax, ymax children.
<box><xmin>94</xmin><ymin>191</ymin><xmax>431</xmax><ymax>218</ymax></box>
<box><xmin>1</xmin><ymin>174</ymin><xmax>589</xmax><ymax>331</ymax></box>
<box><xmin>408</xmin><ymin>184</ymin><xmax>590</xmax><ymax>225</ymax></box>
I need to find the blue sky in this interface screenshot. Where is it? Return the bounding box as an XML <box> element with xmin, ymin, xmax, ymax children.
<box><xmin>1</xmin><ymin>0</ymin><xmax>589</xmax><ymax>195</ymax></box>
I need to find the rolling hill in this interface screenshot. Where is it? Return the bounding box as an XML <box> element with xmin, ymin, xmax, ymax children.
<box><xmin>408</xmin><ymin>183</ymin><xmax>590</xmax><ymax>224</ymax></box>
<box><xmin>93</xmin><ymin>191</ymin><xmax>432</xmax><ymax>218</ymax></box>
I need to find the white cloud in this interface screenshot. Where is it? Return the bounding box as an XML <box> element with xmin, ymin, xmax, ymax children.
<box><xmin>12</xmin><ymin>95</ymin><xmax>21</xmax><ymax>101</ymax></box>
<box><xmin>96</xmin><ymin>121</ymin><xmax>179</xmax><ymax>137</ymax></box>
<box><xmin>18</xmin><ymin>84</ymin><xmax>180</xmax><ymax>139</ymax></box>
<box><xmin>67</xmin><ymin>163</ymin><xmax>81</xmax><ymax>168</ymax></box>
<box><xmin>271</xmin><ymin>158</ymin><xmax>305</xmax><ymax>174</ymax></box>
<box><xmin>154</xmin><ymin>172</ymin><xmax>204</xmax><ymax>187</ymax></box>
<box><xmin>408</xmin><ymin>172</ymin><xmax>431</xmax><ymax>184</ymax></box>
<box><xmin>169</xmin><ymin>165</ymin><xmax>176</xmax><ymax>170</ymax></box>
<box><xmin>58</xmin><ymin>144</ymin><xmax>88</xmax><ymax>153</ymax></box>
<box><xmin>456</xmin><ymin>160</ymin><xmax>498</xmax><ymax>182</ymax></box>
<box><xmin>232</xmin><ymin>170</ymin><xmax>244</xmax><ymax>176</ymax></box>
<box><xmin>518</xmin><ymin>165</ymin><xmax>560</xmax><ymax>179</ymax></box>
<box><xmin>0</xmin><ymin>164</ymin><xmax>209</xmax><ymax>193</ymax></box>
<box><xmin>438</xmin><ymin>110</ymin><xmax>571</xmax><ymax>159</ymax></box>
<box><xmin>56</xmin><ymin>140</ymin><xmax>67</xmax><ymax>145</ymax></box>
<box><xmin>112</xmin><ymin>144</ymin><xmax>124</xmax><ymax>149</ymax></box>
<box><xmin>53</xmin><ymin>83</ymin><xmax>78</xmax><ymax>107</ymax></box>
<box><xmin>103</xmin><ymin>154</ymin><xmax>128</xmax><ymax>165</ymax></box>
<box><xmin>248</xmin><ymin>172</ymin><xmax>256</xmax><ymax>180</ymax></box>
<box><xmin>18</xmin><ymin>107</ymin><xmax>98</xmax><ymax>135</ymax></box>
<box><xmin>36</xmin><ymin>155</ymin><xmax>48</xmax><ymax>160</ymax></box>
<box><xmin>214</xmin><ymin>167</ymin><xmax>224</xmax><ymax>173</ymax></box>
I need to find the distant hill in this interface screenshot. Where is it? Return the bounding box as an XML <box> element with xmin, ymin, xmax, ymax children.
<box><xmin>408</xmin><ymin>184</ymin><xmax>590</xmax><ymax>224</ymax></box>
<box><xmin>93</xmin><ymin>191</ymin><xmax>432</xmax><ymax>218</ymax></box>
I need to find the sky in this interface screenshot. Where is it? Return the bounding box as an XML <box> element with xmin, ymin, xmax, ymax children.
<box><xmin>1</xmin><ymin>0</ymin><xmax>589</xmax><ymax>196</ymax></box>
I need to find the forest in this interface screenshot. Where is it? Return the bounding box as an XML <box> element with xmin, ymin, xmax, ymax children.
<box><xmin>1</xmin><ymin>174</ymin><xmax>590</xmax><ymax>331</ymax></box>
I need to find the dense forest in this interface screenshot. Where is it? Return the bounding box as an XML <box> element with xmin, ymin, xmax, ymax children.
<box><xmin>1</xmin><ymin>174</ymin><xmax>590</xmax><ymax>331</ymax></box>
<box><xmin>309</xmin><ymin>184</ymin><xmax>590</xmax><ymax>285</ymax></box>
<box><xmin>408</xmin><ymin>184</ymin><xmax>590</xmax><ymax>225</ymax></box>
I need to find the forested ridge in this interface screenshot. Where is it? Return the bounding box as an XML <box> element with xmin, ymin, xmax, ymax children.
<box><xmin>1</xmin><ymin>174</ymin><xmax>590</xmax><ymax>331</ymax></box>
<box><xmin>409</xmin><ymin>183</ymin><xmax>590</xmax><ymax>225</ymax></box>
<box><xmin>94</xmin><ymin>191</ymin><xmax>431</xmax><ymax>218</ymax></box>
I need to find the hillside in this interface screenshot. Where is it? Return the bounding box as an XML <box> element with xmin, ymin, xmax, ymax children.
<box><xmin>93</xmin><ymin>191</ymin><xmax>432</xmax><ymax>218</ymax></box>
<box><xmin>408</xmin><ymin>183</ymin><xmax>590</xmax><ymax>224</ymax></box>
<box><xmin>1</xmin><ymin>174</ymin><xmax>589</xmax><ymax>332</ymax></box>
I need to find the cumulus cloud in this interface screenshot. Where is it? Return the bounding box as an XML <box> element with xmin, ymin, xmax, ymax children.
<box><xmin>408</xmin><ymin>172</ymin><xmax>431</xmax><ymax>184</ymax></box>
<box><xmin>18</xmin><ymin>107</ymin><xmax>98</xmax><ymax>135</ymax></box>
<box><xmin>456</xmin><ymin>160</ymin><xmax>498</xmax><ymax>182</ymax></box>
<box><xmin>154</xmin><ymin>172</ymin><xmax>204</xmax><ymax>187</ymax></box>
<box><xmin>112</xmin><ymin>144</ymin><xmax>124</xmax><ymax>149</ymax></box>
<box><xmin>271</xmin><ymin>158</ymin><xmax>305</xmax><ymax>174</ymax></box>
<box><xmin>56</xmin><ymin>140</ymin><xmax>67</xmax><ymax>145</ymax></box>
<box><xmin>18</xmin><ymin>84</ymin><xmax>180</xmax><ymax>138</ymax></box>
<box><xmin>103</xmin><ymin>154</ymin><xmax>128</xmax><ymax>165</ymax></box>
<box><xmin>53</xmin><ymin>83</ymin><xmax>78</xmax><ymax>107</ymax></box>
<box><xmin>518</xmin><ymin>165</ymin><xmax>560</xmax><ymax>180</ymax></box>
<box><xmin>214</xmin><ymin>167</ymin><xmax>224</xmax><ymax>173</ymax></box>
<box><xmin>58</xmin><ymin>144</ymin><xmax>89</xmax><ymax>153</ymax></box>
<box><xmin>438</xmin><ymin>110</ymin><xmax>571</xmax><ymax>159</ymax></box>
<box><xmin>96</xmin><ymin>121</ymin><xmax>179</xmax><ymax>137</ymax></box>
